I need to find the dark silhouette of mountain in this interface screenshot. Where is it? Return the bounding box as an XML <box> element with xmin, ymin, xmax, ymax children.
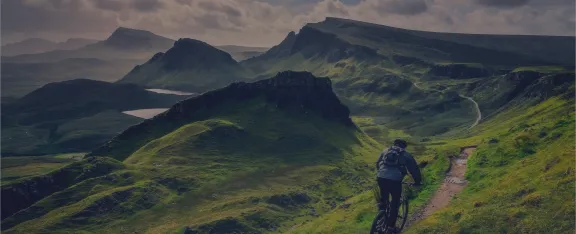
<box><xmin>2</xmin><ymin>27</ymin><xmax>174</xmax><ymax>63</ymax></box>
<box><xmin>117</xmin><ymin>38</ymin><xmax>251</xmax><ymax>92</ymax></box>
<box><xmin>215</xmin><ymin>45</ymin><xmax>269</xmax><ymax>61</ymax></box>
<box><xmin>2</xmin><ymin>79</ymin><xmax>188</xmax><ymax>155</ymax></box>
<box><xmin>97</xmin><ymin>27</ymin><xmax>174</xmax><ymax>50</ymax></box>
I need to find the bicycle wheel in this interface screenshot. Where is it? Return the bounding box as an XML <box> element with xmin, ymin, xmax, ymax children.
<box><xmin>397</xmin><ymin>198</ymin><xmax>409</xmax><ymax>231</ymax></box>
<box><xmin>370</xmin><ymin>210</ymin><xmax>389</xmax><ymax>234</ymax></box>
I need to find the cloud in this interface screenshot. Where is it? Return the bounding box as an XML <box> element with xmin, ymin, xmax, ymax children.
<box><xmin>131</xmin><ymin>0</ymin><xmax>164</xmax><ymax>12</ymax></box>
<box><xmin>475</xmin><ymin>0</ymin><xmax>529</xmax><ymax>8</ymax></box>
<box><xmin>92</xmin><ymin>0</ymin><xmax>125</xmax><ymax>11</ymax></box>
<box><xmin>377</xmin><ymin>0</ymin><xmax>428</xmax><ymax>15</ymax></box>
<box><xmin>1</xmin><ymin>0</ymin><xmax>574</xmax><ymax>46</ymax></box>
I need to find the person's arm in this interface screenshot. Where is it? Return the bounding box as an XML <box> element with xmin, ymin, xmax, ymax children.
<box><xmin>375</xmin><ymin>151</ymin><xmax>385</xmax><ymax>171</ymax></box>
<box><xmin>405</xmin><ymin>153</ymin><xmax>422</xmax><ymax>184</ymax></box>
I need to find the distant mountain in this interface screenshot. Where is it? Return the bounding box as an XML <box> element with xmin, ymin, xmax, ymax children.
<box><xmin>57</xmin><ymin>38</ymin><xmax>98</xmax><ymax>50</ymax></box>
<box><xmin>1</xmin><ymin>79</ymin><xmax>188</xmax><ymax>155</ymax></box>
<box><xmin>1</xmin><ymin>38</ymin><xmax>97</xmax><ymax>56</ymax></box>
<box><xmin>243</xmin><ymin>18</ymin><xmax>556</xmax><ymax>75</ymax></box>
<box><xmin>316</xmin><ymin>17</ymin><xmax>574</xmax><ymax>65</ymax></box>
<box><xmin>2</xmin><ymin>38</ymin><xmax>57</xmax><ymax>56</ymax></box>
<box><xmin>215</xmin><ymin>45</ymin><xmax>269</xmax><ymax>61</ymax></box>
<box><xmin>1</xmin><ymin>27</ymin><xmax>177</xmax><ymax>98</ymax></box>
<box><xmin>117</xmin><ymin>38</ymin><xmax>251</xmax><ymax>92</ymax></box>
<box><xmin>98</xmin><ymin>27</ymin><xmax>174</xmax><ymax>51</ymax></box>
<box><xmin>3</xmin><ymin>27</ymin><xmax>174</xmax><ymax>63</ymax></box>
<box><xmin>2</xmin><ymin>58</ymin><xmax>136</xmax><ymax>97</ymax></box>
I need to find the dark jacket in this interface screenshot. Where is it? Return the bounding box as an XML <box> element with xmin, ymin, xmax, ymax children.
<box><xmin>376</xmin><ymin>147</ymin><xmax>422</xmax><ymax>184</ymax></box>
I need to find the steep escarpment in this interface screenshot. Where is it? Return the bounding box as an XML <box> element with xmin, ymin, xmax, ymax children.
<box><xmin>91</xmin><ymin>71</ymin><xmax>355</xmax><ymax>161</ymax></box>
<box><xmin>242</xmin><ymin>26</ymin><xmax>383</xmax><ymax>76</ymax></box>
<box><xmin>117</xmin><ymin>38</ymin><xmax>250</xmax><ymax>92</ymax></box>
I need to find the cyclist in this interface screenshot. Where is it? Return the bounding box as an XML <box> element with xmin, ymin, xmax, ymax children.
<box><xmin>376</xmin><ymin>139</ymin><xmax>422</xmax><ymax>233</ymax></box>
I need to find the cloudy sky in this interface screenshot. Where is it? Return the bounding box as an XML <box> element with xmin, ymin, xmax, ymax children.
<box><xmin>2</xmin><ymin>0</ymin><xmax>575</xmax><ymax>47</ymax></box>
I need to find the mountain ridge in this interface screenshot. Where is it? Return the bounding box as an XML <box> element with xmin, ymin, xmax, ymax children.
<box><xmin>1</xmin><ymin>38</ymin><xmax>97</xmax><ymax>56</ymax></box>
<box><xmin>315</xmin><ymin>17</ymin><xmax>574</xmax><ymax>65</ymax></box>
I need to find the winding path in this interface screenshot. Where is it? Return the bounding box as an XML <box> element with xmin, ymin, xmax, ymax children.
<box><xmin>458</xmin><ymin>95</ymin><xmax>481</xmax><ymax>129</ymax></box>
<box><xmin>412</xmin><ymin>81</ymin><xmax>481</xmax><ymax>129</ymax></box>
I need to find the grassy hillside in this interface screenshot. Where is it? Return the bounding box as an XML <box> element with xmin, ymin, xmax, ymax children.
<box><xmin>2</xmin><ymin>71</ymin><xmax>386</xmax><ymax>233</ymax></box>
<box><xmin>242</xmin><ymin>25</ymin><xmax>482</xmax><ymax>138</ymax></box>
<box><xmin>1</xmin><ymin>79</ymin><xmax>188</xmax><ymax>155</ymax></box>
<box><xmin>1</xmin><ymin>153</ymin><xmax>84</xmax><ymax>184</ymax></box>
<box><xmin>286</xmin><ymin>69</ymin><xmax>575</xmax><ymax>233</ymax></box>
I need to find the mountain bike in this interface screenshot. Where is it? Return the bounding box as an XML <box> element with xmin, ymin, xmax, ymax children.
<box><xmin>370</xmin><ymin>181</ymin><xmax>413</xmax><ymax>234</ymax></box>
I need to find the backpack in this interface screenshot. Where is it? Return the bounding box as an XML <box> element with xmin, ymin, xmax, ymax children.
<box><xmin>379</xmin><ymin>146</ymin><xmax>404</xmax><ymax>169</ymax></box>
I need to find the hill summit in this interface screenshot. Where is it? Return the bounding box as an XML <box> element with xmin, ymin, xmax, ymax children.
<box><xmin>92</xmin><ymin>71</ymin><xmax>354</xmax><ymax>160</ymax></box>
<box><xmin>117</xmin><ymin>38</ymin><xmax>250</xmax><ymax>92</ymax></box>
<box><xmin>102</xmin><ymin>27</ymin><xmax>174</xmax><ymax>50</ymax></box>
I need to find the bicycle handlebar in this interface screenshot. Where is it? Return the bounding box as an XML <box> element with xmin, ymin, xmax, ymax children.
<box><xmin>402</xmin><ymin>182</ymin><xmax>421</xmax><ymax>186</ymax></box>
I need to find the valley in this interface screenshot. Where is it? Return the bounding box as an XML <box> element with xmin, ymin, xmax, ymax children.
<box><xmin>1</xmin><ymin>16</ymin><xmax>574</xmax><ymax>234</ymax></box>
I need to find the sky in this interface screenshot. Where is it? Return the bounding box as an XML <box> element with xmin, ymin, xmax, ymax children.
<box><xmin>2</xmin><ymin>0</ymin><xmax>575</xmax><ymax>47</ymax></box>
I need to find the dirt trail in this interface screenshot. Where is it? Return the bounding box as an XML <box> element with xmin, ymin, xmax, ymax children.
<box><xmin>458</xmin><ymin>95</ymin><xmax>482</xmax><ymax>129</ymax></box>
<box><xmin>406</xmin><ymin>146</ymin><xmax>476</xmax><ymax>226</ymax></box>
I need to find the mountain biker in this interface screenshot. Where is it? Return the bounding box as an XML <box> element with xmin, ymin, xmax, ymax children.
<box><xmin>376</xmin><ymin>139</ymin><xmax>422</xmax><ymax>233</ymax></box>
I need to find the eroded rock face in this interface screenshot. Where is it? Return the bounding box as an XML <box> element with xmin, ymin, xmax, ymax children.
<box><xmin>89</xmin><ymin>71</ymin><xmax>354</xmax><ymax>160</ymax></box>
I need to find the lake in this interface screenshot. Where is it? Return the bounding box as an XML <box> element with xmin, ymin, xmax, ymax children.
<box><xmin>123</xmin><ymin>89</ymin><xmax>194</xmax><ymax>119</ymax></box>
<box><xmin>146</xmin><ymin>89</ymin><xmax>194</xmax><ymax>96</ymax></box>
<box><xmin>122</xmin><ymin>108</ymin><xmax>168</xmax><ymax>119</ymax></box>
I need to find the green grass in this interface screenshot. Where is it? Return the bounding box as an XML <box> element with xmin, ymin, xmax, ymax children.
<box><xmin>512</xmin><ymin>66</ymin><xmax>573</xmax><ymax>73</ymax></box>
<box><xmin>1</xmin><ymin>153</ymin><xmax>84</xmax><ymax>184</ymax></box>
<box><xmin>2</xmin><ymin>86</ymin><xmax>386</xmax><ymax>233</ymax></box>
<box><xmin>407</xmin><ymin>96</ymin><xmax>574</xmax><ymax>233</ymax></box>
<box><xmin>286</xmin><ymin>94</ymin><xmax>574</xmax><ymax>234</ymax></box>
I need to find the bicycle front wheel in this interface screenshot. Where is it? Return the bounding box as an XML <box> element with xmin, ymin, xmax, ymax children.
<box><xmin>397</xmin><ymin>198</ymin><xmax>409</xmax><ymax>231</ymax></box>
<box><xmin>370</xmin><ymin>210</ymin><xmax>388</xmax><ymax>234</ymax></box>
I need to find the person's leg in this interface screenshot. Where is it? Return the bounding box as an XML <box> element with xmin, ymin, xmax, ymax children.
<box><xmin>386</xmin><ymin>179</ymin><xmax>403</xmax><ymax>228</ymax></box>
<box><xmin>377</xmin><ymin>177</ymin><xmax>390</xmax><ymax>210</ymax></box>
